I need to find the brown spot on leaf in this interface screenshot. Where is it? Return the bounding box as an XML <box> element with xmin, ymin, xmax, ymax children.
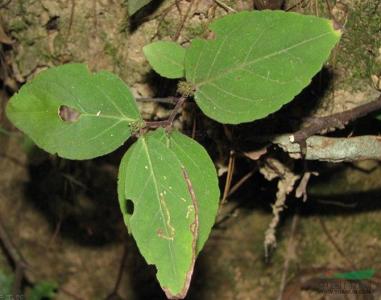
<box><xmin>58</xmin><ymin>105</ymin><xmax>81</xmax><ymax>122</ymax></box>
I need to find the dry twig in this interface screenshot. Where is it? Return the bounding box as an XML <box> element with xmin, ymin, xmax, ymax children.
<box><xmin>274</xmin><ymin>135</ymin><xmax>381</xmax><ymax>162</ymax></box>
<box><xmin>290</xmin><ymin>94</ymin><xmax>381</xmax><ymax>152</ymax></box>
<box><xmin>261</xmin><ymin>159</ymin><xmax>300</xmax><ymax>258</ymax></box>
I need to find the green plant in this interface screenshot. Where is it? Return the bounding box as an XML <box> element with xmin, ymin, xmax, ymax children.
<box><xmin>5</xmin><ymin>10</ymin><xmax>340</xmax><ymax>299</ymax></box>
<box><xmin>0</xmin><ymin>270</ymin><xmax>57</xmax><ymax>300</ymax></box>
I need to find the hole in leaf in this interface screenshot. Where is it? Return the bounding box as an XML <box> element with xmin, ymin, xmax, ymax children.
<box><xmin>59</xmin><ymin>105</ymin><xmax>81</xmax><ymax>123</ymax></box>
<box><xmin>125</xmin><ymin>199</ymin><xmax>134</xmax><ymax>215</ymax></box>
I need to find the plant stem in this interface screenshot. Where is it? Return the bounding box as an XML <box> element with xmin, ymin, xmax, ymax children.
<box><xmin>136</xmin><ymin>97</ymin><xmax>180</xmax><ymax>104</ymax></box>
<box><xmin>144</xmin><ymin>120</ymin><xmax>171</xmax><ymax>128</ymax></box>
<box><xmin>144</xmin><ymin>96</ymin><xmax>187</xmax><ymax>130</ymax></box>
<box><xmin>168</xmin><ymin>96</ymin><xmax>186</xmax><ymax>124</ymax></box>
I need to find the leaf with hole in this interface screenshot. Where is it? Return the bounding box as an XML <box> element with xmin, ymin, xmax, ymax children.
<box><xmin>144</xmin><ymin>41</ymin><xmax>186</xmax><ymax>79</ymax></box>
<box><xmin>6</xmin><ymin>63</ymin><xmax>142</xmax><ymax>160</ymax></box>
<box><xmin>118</xmin><ymin>128</ymin><xmax>219</xmax><ymax>298</ymax></box>
<box><xmin>185</xmin><ymin>10</ymin><xmax>341</xmax><ymax>124</ymax></box>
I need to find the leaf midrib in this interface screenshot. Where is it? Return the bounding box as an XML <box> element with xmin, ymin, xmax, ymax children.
<box><xmin>21</xmin><ymin>110</ymin><xmax>137</xmax><ymax>123</ymax></box>
<box><xmin>81</xmin><ymin>113</ymin><xmax>137</xmax><ymax>122</ymax></box>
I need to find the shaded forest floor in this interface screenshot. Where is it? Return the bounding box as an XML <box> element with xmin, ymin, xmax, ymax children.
<box><xmin>2</xmin><ymin>134</ymin><xmax>381</xmax><ymax>299</ymax></box>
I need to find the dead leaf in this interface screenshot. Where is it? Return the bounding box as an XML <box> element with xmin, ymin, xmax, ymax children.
<box><xmin>261</xmin><ymin>158</ymin><xmax>300</xmax><ymax>257</ymax></box>
<box><xmin>243</xmin><ymin>146</ymin><xmax>268</xmax><ymax>161</ymax></box>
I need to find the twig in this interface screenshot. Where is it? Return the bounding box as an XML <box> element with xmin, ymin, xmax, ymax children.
<box><xmin>143</xmin><ymin>119</ymin><xmax>170</xmax><ymax>128</ymax></box>
<box><xmin>65</xmin><ymin>0</ymin><xmax>76</xmax><ymax>44</ymax></box>
<box><xmin>0</xmin><ymin>217</ymin><xmax>29</xmax><ymax>296</ymax></box>
<box><xmin>274</xmin><ymin>134</ymin><xmax>381</xmax><ymax>162</ymax></box>
<box><xmin>173</xmin><ymin>0</ymin><xmax>196</xmax><ymax>41</ymax></box>
<box><xmin>144</xmin><ymin>96</ymin><xmax>186</xmax><ymax>129</ymax></box>
<box><xmin>324</xmin><ymin>0</ymin><xmax>332</xmax><ymax>12</ymax></box>
<box><xmin>290</xmin><ymin>94</ymin><xmax>381</xmax><ymax>151</ymax></box>
<box><xmin>214</xmin><ymin>0</ymin><xmax>237</xmax><ymax>12</ymax></box>
<box><xmin>105</xmin><ymin>242</ymin><xmax>128</xmax><ymax>300</ymax></box>
<box><xmin>214</xmin><ymin>167</ymin><xmax>258</xmax><ymax>227</ymax></box>
<box><xmin>136</xmin><ymin>97</ymin><xmax>179</xmax><ymax>104</ymax></box>
<box><xmin>47</xmin><ymin>219</ymin><xmax>62</xmax><ymax>249</ymax></box>
<box><xmin>168</xmin><ymin>96</ymin><xmax>186</xmax><ymax>124</ymax></box>
<box><xmin>316</xmin><ymin>199</ymin><xmax>357</xmax><ymax>208</ymax></box>
<box><xmin>227</xmin><ymin>167</ymin><xmax>256</xmax><ymax>197</ymax></box>
<box><xmin>319</xmin><ymin>217</ymin><xmax>356</xmax><ymax>269</ymax></box>
<box><xmin>286</xmin><ymin>0</ymin><xmax>308</xmax><ymax>11</ymax></box>
<box><xmin>221</xmin><ymin>150</ymin><xmax>235</xmax><ymax>203</ymax></box>
<box><xmin>0</xmin><ymin>218</ymin><xmax>28</xmax><ymax>268</ymax></box>
<box><xmin>150</xmin><ymin>2</ymin><xmax>178</xmax><ymax>41</ymax></box>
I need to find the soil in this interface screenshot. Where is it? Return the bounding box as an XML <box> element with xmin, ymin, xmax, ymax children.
<box><xmin>1</xmin><ymin>0</ymin><xmax>381</xmax><ymax>300</ymax></box>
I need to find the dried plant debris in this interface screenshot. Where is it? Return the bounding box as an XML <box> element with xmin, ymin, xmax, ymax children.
<box><xmin>260</xmin><ymin>158</ymin><xmax>300</xmax><ymax>258</ymax></box>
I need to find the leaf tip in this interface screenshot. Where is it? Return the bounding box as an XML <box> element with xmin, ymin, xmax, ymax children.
<box><xmin>162</xmin><ymin>287</ymin><xmax>187</xmax><ymax>300</ymax></box>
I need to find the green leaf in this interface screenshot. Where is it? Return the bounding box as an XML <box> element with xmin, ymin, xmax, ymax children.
<box><xmin>118</xmin><ymin>130</ymin><xmax>197</xmax><ymax>298</ymax></box>
<box><xmin>128</xmin><ymin>0</ymin><xmax>153</xmax><ymax>16</ymax></box>
<box><xmin>118</xmin><ymin>128</ymin><xmax>219</xmax><ymax>298</ymax></box>
<box><xmin>185</xmin><ymin>10</ymin><xmax>341</xmax><ymax>124</ymax></box>
<box><xmin>6</xmin><ymin>64</ymin><xmax>142</xmax><ymax>160</ymax></box>
<box><xmin>29</xmin><ymin>281</ymin><xmax>57</xmax><ymax>300</ymax></box>
<box><xmin>143</xmin><ymin>41</ymin><xmax>186</xmax><ymax>79</ymax></box>
<box><xmin>162</xmin><ymin>130</ymin><xmax>220</xmax><ymax>253</ymax></box>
